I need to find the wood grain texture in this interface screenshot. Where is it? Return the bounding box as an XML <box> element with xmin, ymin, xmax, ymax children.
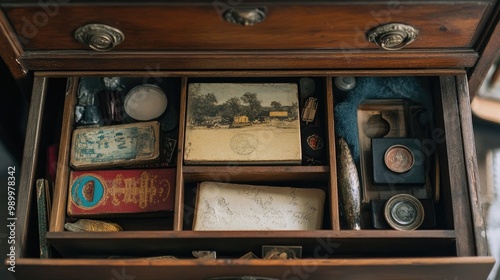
<box><xmin>14</xmin><ymin>72</ymin><xmax>490</xmax><ymax>276</ymax></box>
<box><xmin>455</xmin><ymin>74</ymin><xmax>490</xmax><ymax>256</ymax></box>
<box><xmin>468</xmin><ymin>3</ymin><xmax>500</xmax><ymax>99</ymax></box>
<box><xmin>2</xmin><ymin>0</ymin><xmax>498</xmax><ymax>276</ymax></box>
<box><xmin>12</xmin><ymin>257</ymin><xmax>495</xmax><ymax>280</ymax></box>
<box><xmin>433</xmin><ymin>82</ymin><xmax>455</xmax><ymax>230</ymax></box>
<box><xmin>17</xmin><ymin>50</ymin><xmax>480</xmax><ymax>71</ymax></box>
<box><xmin>16</xmin><ymin>76</ymin><xmax>47</xmax><ymax>257</ymax></box>
<box><xmin>3</xmin><ymin>3</ymin><xmax>488</xmax><ymax>51</ymax></box>
<box><xmin>183</xmin><ymin>166</ymin><xmax>329</xmax><ymax>183</ymax></box>
<box><xmin>326</xmin><ymin>77</ymin><xmax>340</xmax><ymax>231</ymax></box>
<box><xmin>174</xmin><ymin>77</ymin><xmax>188</xmax><ymax>231</ymax></box>
<box><xmin>49</xmin><ymin>77</ymin><xmax>77</xmax><ymax>232</ymax></box>
<box><xmin>439</xmin><ymin>76</ymin><xmax>475</xmax><ymax>256</ymax></box>
<box><xmin>31</xmin><ymin>69</ymin><xmax>469</xmax><ymax>78</ymax></box>
<box><xmin>0</xmin><ymin>10</ymin><xmax>30</xmax><ymax>98</ymax></box>
<box><xmin>0</xmin><ymin>0</ymin><xmax>493</xmax><ymax>268</ymax></box>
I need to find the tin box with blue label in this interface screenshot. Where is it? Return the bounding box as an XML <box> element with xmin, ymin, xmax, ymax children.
<box><xmin>70</xmin><ymin>121</ymin><xmax>161</xmax><ymax>170</ymax></box>
<box><xmin>67</xmin><ymin>168</ymin><xmax>175</xmax><ymax>217</ymax></box>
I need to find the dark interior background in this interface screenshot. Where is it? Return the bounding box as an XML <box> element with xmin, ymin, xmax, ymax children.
<box><xmin>1</xmin><ymin>58</ymin><xmax>28</xmax><ymax>280</ymax></box>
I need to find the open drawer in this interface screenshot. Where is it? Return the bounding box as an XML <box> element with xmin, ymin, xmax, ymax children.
<box><xmin>12</xmin><ymin>70</ymin><xmax>495</xmax><ymax>279</ymax></box>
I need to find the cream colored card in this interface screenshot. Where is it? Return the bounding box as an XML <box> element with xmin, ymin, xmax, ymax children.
<box><xmin>193</xmin><ymin>181</ymin><xmax>325</xmax><ymax>231</ymax></box>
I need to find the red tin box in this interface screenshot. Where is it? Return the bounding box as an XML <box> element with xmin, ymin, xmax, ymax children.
<box><xmin>67</xmin><ymin>168</ymin><xmax>175</xmax><ymax>217</ymax></box>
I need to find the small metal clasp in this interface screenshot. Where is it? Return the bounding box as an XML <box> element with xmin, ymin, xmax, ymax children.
<box><xmin>366</xmin><ymin>23</ymin><xmax>418</xmax><ymax>51</ymax></box>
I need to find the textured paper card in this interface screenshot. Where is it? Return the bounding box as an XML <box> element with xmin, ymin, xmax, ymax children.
<box><xmin>184</xmin><ymin>83</ymin><xmax>301</xmax><ymax>164</ymax></box>
<box><xmin>70</xmin><ymin>121</ymin><xmax>160</xmax><ymax>170</ymax></box>
<box><xmin>67</xmin><ymin>168</ymin><xmax>175</xmax><ymax>217</ymax></box>
<box><xmin>193</xmin><ymin>181</ymin><xmax>325</xmax><ymax>230</ymax></box>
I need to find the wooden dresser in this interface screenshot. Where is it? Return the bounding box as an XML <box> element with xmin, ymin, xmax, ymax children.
<box><xmin>1</xmin><ymin>1</ymin><xmax>499</xmax><ymax>279</ymax></box>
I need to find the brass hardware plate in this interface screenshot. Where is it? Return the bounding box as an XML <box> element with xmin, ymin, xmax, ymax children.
<box><xmin>367</xmin><ymin>23</ymin><xmax>418</xmax><ymax>50</ymax></box>
<box><xmin>74</xmin><ymin>23</ymin><xmax>125</xmax><ymax>51</ymax></box>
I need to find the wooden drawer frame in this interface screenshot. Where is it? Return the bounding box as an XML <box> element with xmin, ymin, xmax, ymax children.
<box><xmin>1</xmin><ymin>1</ymin><xmax>499</xmax><ymax>100</ymax></box>
<box><xmin>13</xmin><ymin>257</ymin><xmax>496</xmax><ymax>280</ymax></box>
<box><xmin>2</xmin><ymin>3</ymin><xmax>490</xmax><ymax>51</ymax></box>
<box><xmin>0</xmin><ymin>2</ymin><xmax>497</xmax><ymax>279</ymax></box>
<box><xmin>11</xmin><ymin>69</ymin><xmax>495</xmax><ymax>279</ymax></box>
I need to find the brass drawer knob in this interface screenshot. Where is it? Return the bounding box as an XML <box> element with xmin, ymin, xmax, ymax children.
<box><xmin>74</xmin><ymin>24</ymin><xmax>125</xmax><ymax>51</ymax></box>
<box><xmin>223</xmin><ymin>7</ymin><xmax>267</xmax><ymax>26</ymax></box>
<box><xmin>366</xmin><ymin>23</ymin><xmax>418</xmax><ymax>50</ymax></box>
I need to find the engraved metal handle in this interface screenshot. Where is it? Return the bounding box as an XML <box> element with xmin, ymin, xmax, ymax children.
<box><xmin>366</xmin><ymin>23</ymin><xmax>418</xmax><ymax>51</ymax></box>
<box><xmin>74</xmin><ymin>24</ymin><xmax>125</xmax><ymax>51</ymax></box>
<box><xmin>223</xmin><ymin>7</ymin><xmax>267</xmax><ymax>26</ymax></box>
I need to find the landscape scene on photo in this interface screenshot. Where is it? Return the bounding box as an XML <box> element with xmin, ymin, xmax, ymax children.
<box><xmin>184</xmin><ymin>83</ymin><xmax>302</xmax><ymax>164</ymax></box>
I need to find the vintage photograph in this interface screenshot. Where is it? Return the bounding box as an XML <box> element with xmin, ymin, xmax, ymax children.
<box><xmin>184</xmin><ymin>83</ymin><xmax>302</xmax><ymax>164</ymax></box>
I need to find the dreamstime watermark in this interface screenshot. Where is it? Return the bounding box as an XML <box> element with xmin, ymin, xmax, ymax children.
<box><xmin>18</xmin><ymin>0</ymin><xmax>69</xmax><ymax>44</ymax></box>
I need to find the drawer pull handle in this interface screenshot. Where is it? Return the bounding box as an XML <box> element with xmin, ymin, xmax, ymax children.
<box><xmin>223</xmin><ymin>7</ymin><xmax>266</xmax><ymax>26</ymax></box>
<box><xmin>74</xmin><ymin>24</ymin><xmax>125</xmax><ymax>51</ymax></box>
<box><xmin>366</xmin><ymin>23</ymin><xmax>418</xmax><ymax>50</ymax></box>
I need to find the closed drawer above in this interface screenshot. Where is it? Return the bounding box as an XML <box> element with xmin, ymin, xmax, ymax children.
<box><xmin>2</xmin><ymin>2</ymin><xmax>492</xmax><ymax>51</ymax></box>
<box><xmin>2</xmin><ymin>1</ymin><xmax>498</xmax><ymax>280</ymax></box>
<box><xmin>0</xmin><ymin>1</ymin><xmax>496</xmax><ymax>71</ymax></box>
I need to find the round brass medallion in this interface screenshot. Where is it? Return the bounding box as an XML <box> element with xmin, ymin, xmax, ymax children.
<box><xmin>384</xmin><ymin>194</ymin><xmax>424</xmax><ymax>231</ymax></box>
<box><xmin>384</xmin><ymin>145</ymin><xmax>414</xmax><ymax>173</ymax></box>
